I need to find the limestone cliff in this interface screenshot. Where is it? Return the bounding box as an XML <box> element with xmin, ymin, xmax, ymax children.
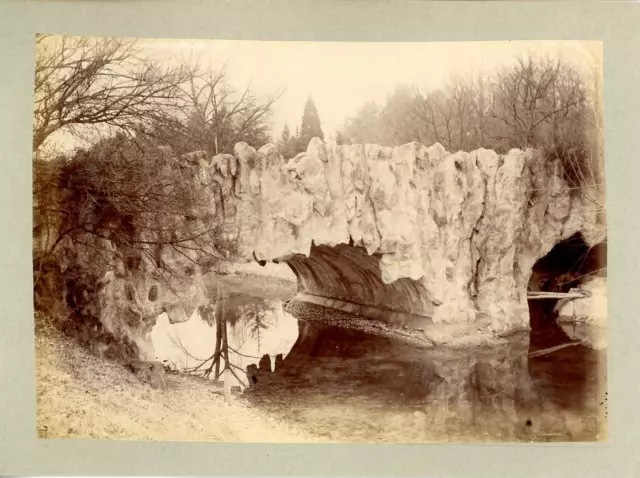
<box><xmin>42</xmin><ymin>137</ymin><xmax>606</xmax><ymax>358</ymax></box>
<box><xmin>231</xmin><ymin>138</ymin><xmax>605</xmax><ymax>339</ymax></box>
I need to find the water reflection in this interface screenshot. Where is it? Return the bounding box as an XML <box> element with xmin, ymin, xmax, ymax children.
<box><xmin>242</xmin><ymin>300</ymin><xmax>606</xmax><ymax>443</ymax></box>
<box><xmin>151</xmin><ymin>292</ymin><xmax>299</xmax><ymax>387</ymax></box>
<box><xmin>152</xmin><ymin>282</ymin><xmax>606</xmax><ymax>442</ymax></box>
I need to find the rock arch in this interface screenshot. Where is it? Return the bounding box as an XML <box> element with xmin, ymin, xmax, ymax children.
<box><xmin>44</xmin><ymin>137</ymin><xmax>606</xmax><ymax>358</ymax></box>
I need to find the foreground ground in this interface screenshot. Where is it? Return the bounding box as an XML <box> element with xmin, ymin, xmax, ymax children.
<box><xmin>35</xmin><ymin>309</ymin><xmax>606</xmax><ymax>443</ymax></box>
<box><xmin>35</xmin><ymin>320</ymin><xmax>323</xmax><ymax>442</ymax></box>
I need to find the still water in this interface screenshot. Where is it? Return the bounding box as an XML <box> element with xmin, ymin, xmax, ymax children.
<box><xmin>152</xmin><ymin>280</ymin><xmax>606</xmax><ymax>443</ymax></box>
<box><xmin>151</xmin><ymin>292</ymin><xmax>299</xmax><ymax>384</ymax></box>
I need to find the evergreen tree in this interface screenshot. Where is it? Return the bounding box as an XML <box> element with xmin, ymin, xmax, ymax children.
<box><xmin>278</xmin><ymin>123</ymin><xmax>299</xmax><ymax>159</ymax></box>
<box><xmin>298</xmin><ymin>96</ymin><xmax>324</xmax><ymax>152</ymax></box>
<box><xmin>279</xmin><ymin>123</ymin><xmax>291</xmax><ymax>145</ymax></box>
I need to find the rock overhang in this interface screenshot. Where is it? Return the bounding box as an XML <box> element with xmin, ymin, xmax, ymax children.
<box><xmin>226</xmin><ymin>138</ymin><xmax>605</xmax><ymax>339</ymax></box>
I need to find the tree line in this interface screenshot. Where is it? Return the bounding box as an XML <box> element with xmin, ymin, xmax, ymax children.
<box><xmin>336</xmin><ymin>53</ymin><xmax>604</xmax><ymax>208</ymax></box>
<box><xmin>33</xmin><ymin>35</ymin><xmax>283</xmax><ymax>158</ymax></box>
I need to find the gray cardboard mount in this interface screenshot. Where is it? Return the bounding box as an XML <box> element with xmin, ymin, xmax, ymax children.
<box><xmin>1</xmin><ymin>1</ymin><xmax>639</xmax><ymax>476</ymax></box>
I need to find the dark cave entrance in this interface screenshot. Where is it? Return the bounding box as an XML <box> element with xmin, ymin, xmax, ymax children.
<box><xmin>529</xmin><ymin>232</ymin><xmax>607</xmax><ymax>294</ymax></box>
<box><xmin>526</xmin><ymin>233</ymin><xmax>607</xmax><ymax>413</ymax></box>
<box><xmin>527</xmin><ymin>231</ymin><xmax>607</xmax><ymax>336</ymax></box>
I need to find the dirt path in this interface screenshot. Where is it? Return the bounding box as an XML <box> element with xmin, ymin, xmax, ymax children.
<box><xmin>35</xmin><ymin>328</ymin><xmax>325</xmax><ymax>442</ymax></box>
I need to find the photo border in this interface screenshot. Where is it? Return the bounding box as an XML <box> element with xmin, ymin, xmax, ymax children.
<box><xmin>1</xmin><ymin>1</ymin><xmax>638</xmax><ymax>476</ymax></box>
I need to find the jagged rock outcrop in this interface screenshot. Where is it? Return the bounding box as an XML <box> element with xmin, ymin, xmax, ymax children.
<box><xmin>229</xmin><ymin>138</ymin><xmax>605</xmax><ymax>340</ymax></box>
<box><xmin>94</xmin><ymin>251</ymin><xmax>208</xmax><ymax>360</ymax></box>
<box><xmin>39</xmin><ymin>146</ymin><xmax>213</xmax><ymax>362</ymax></box>
<box><xmin>42</xmin><ymin>137</ymin><xmax>606</xmax><ymax>358</ymax></box>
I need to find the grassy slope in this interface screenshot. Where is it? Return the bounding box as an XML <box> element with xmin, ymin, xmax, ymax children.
<box><xmin>35</xmin><ymin>321</ymin><xmax>322</xmax><ymax>442</ymax></box>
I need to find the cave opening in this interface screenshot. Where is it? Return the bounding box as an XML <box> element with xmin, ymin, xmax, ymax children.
<box><xmin>530</xmin><ymin>232</ymin><xmax>606</xmax><ymax>293</ymax></box>
<box><xmin>528</xmin><ymin>232</ymin><xmax>607</xmax><ymax>337</ymax></box>
<box><xmin>525</xmin><ymin>232</ymin><xmax>607</xmax><ymax>416</ymax></box>
<box><xmin>282</xmin><ymin>242</ymin><xmax>436</xmax><ymax>332</ymax></box>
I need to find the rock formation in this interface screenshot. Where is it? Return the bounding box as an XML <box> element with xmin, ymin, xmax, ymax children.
<box><xmin>555</xmin><ymin>277</ymin><xmax>607</xmax><ymax>350</ymax></box>
<box><xmin>231</xmin><ymin>138</ymin><xmax>605</xmax><ymax>342</ymax></box>
<box><xmin>39</xmin><ymin>137</ymin><xmax>606</xmax><ymax>358</ymax></box>
<box><xmin>38</xmin><ymin>146</ymin><xmax>213</xmax><ymax>363</ymax></box>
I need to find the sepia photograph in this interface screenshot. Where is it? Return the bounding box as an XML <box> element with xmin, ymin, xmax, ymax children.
<box><xmin>32</xmin><ymin>36</ymin><xmax>607</xmax><ymax>444</ymax></box>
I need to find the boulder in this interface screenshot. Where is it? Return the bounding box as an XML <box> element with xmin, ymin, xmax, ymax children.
<box><xmin>274</xmin><ymin>353</ymin><xmax>284</xmax><ymax>372</ymax></box>
<box><xmin>555</xmin><ymin>276</ymin><xmax>607</xmax><ymax>325</ymax></box>
<box><xmin>246</xmin><ymin>364</ymin><xmax>259</xmax><ymax>386</ymax></box>
<box><xmin>555</xmin><ymin>277</ymin><xmax>607</xmax><ymax>349</ymax></box>
<box><xmin>125</xmin><ymin>360</ymin><xmax>168</xmax><ymax>390</ymax></box>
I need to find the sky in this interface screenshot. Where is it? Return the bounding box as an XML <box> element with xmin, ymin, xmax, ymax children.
<box><xmin>141</xmin><ymin>39</ymin><xmax>600</xmax><ymax>140</ymax></box>
<box><xmin>42</xmin><ymin>38</ymin><xmax>602</xmax><ymax>153</ymax></box>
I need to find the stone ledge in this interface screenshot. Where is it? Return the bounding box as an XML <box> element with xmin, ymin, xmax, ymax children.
<box><xmin>286</xmin><ymin>297</ymin><xmax>517</xmax><ymax>349</ymax></box>
<box><xmin>294</xmin><ymin>292</ymin><xmax>433</xmax><ymax>329</ymax></box>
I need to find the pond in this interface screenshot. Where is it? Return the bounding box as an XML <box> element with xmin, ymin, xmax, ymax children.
<box><xmin>151</xmin><ymin>272</ymin><xmax>607</xmax><ymax>443</ymax></box>
<box><xmin>151</xmin><ymin>292</ymin><xmax>299</xmax><ymax>386</ymax></box>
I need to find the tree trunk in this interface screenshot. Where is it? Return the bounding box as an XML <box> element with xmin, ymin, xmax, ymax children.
<box><xmin>222</xmin><ymin>311</ymin><xmax>231</xmax><ymax>403</ymax></box>
<box><xmin>217</xmin><ymin>282</ymin><xmax>232</xmax><ymax>403</ymax></box>
<box><xmin>223</xmin><ymin>368</ymin><xmax>232</xmax><ymax>404</ymax></box>
<box><xmin>213</xmin><ymin>323</ymin><xmax>222</xmax><ymax>380</ymax></box>
<box><xmin>214</xmin><ymin>282</ymin><xmax>224</xmax><ymax>380</ymax></box>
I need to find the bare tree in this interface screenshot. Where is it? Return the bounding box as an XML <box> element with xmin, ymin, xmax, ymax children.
<box><xmin>340</xmin><ymin>101</ymin><xmax>385</xmax><ymax>145</ymax></box>
<box><xmin>414</xmin><ymin>88</ymin><xmax>456</xmax><ymax>150</ymax></box>
<box><xmin>489</xmin><ymin>54</ymin><xmax>585</xmax><ymax>149</ymax></box>
<box><xmin>32</xmin><ymin>36</ymin><xmax>284</xmax><ymax>317</ymax></box>
<box><xmin>32</xmin><ymin>34</ymin><xmax>194</xmax><ymax>292</ymax></box>
<box><xmin>338</xmin><ymin>52</ymin><xmax>603</xmax><ymax>199</ymax></box>
<box><xmin>148</xmin><ymin>67</ymin><xmax>284</xmax><ymax>156</ymax></box>
<box><xmin>33</xmin><ymin>35</ymin><xmax>190</xmax><ymax>154</ymax></box>
<box><xmin>378</xmin><ymin>85</ymin><xmax>424</xmax><ymax>146</ymax></box>
<box><xmin>35</xmin><ymin>133</ymin><xmax>231</xmax><ymax>264</ymax></box>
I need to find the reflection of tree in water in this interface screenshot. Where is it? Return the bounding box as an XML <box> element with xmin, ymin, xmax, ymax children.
<box><xmin>242</xmin><ymin>301</ymin><xmax>273</xmax><ymax>354</ymax></box>
<box><xmin>216</xmin><ymin>299</ymin><xmax>275</xmax><ymax>351</ymax></box>
<box><xmin>181</xmin><ymin>285</ymin><xmax>275</xmax><ymax>384</ymax></box>
<box><xmin>180</xmin><ymin>283</ymin><xmax>242</xmax><ymax>384</ymax></box>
